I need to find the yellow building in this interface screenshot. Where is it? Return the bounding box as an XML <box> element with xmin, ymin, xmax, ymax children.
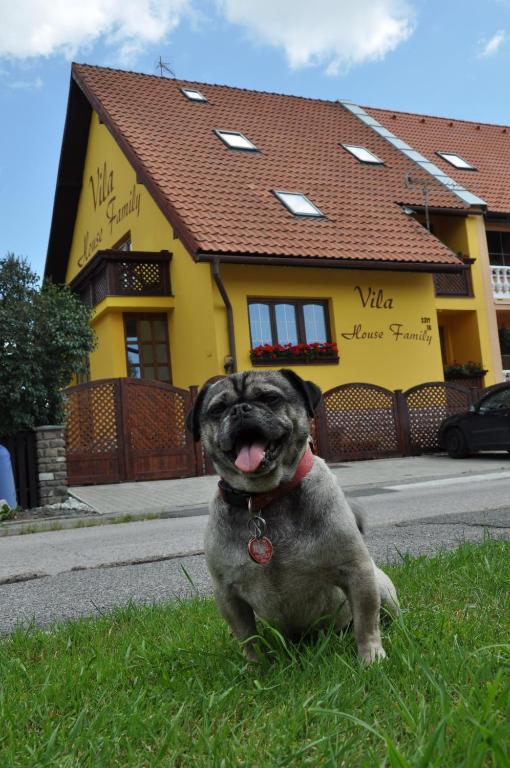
<box><xmin>45</xmin><ymin>65</ymin><xmax>501</xmax><ymax>392</ymax></box>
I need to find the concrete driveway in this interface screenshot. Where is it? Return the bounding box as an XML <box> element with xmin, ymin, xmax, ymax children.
<box><xmin>68</xmin><ymin>452</ymin><xmax>510</xmax><ymax>515</ymax></box>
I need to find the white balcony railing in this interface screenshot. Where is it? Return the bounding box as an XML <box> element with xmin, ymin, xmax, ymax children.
<box><xmin>491</xmin><ymin>265</ymin><xmax>510</xmax><ymax>299</ymax></box>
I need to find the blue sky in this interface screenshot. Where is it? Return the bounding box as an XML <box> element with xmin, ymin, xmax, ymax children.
<box><xmin>2</xmin><ymin>0</ymin><xmax>510</xmax><ymax>277</ymax></box>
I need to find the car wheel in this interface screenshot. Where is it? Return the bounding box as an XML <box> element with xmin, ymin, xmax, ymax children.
<box><xmin>445</xmin><ymin>428</ymin><xmax>469</xmax><ymax>458</ymax></box>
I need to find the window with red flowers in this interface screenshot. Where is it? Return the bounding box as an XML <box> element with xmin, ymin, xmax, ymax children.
<box><xmin>248</xmin><ymin>299</ymin><xmax>332</xmax><ymax>346</ymax></box>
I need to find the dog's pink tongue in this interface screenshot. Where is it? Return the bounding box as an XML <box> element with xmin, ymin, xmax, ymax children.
<box><xmin>234</xmin><ymin>442</ymin><xmax>266</xmax><ymax>473</ymax></box>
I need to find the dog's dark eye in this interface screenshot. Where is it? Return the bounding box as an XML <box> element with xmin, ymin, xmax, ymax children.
<box><xmin>208</xmin><ymin>402</ymin><xmax>226</xmax><ymax>417</ymax></box>
<box><xmin>259</xmin><ymin>393</ymin><xmax>283</xmax><ymax>406</ymax></box>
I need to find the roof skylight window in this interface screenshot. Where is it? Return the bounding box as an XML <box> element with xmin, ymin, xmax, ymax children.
<box><xmin>181</xmin><ymin>88</ymin><xmax>207</xmax><ymax>102</ymax></box>
<box><xmin>215</xmin><ymin>130</ymin><xmax>257</xmax><ymax>151</ymax></box>
<box><xmin>273</xmin><ymin>190</ymin><xmax>324</xmax><ymax>218</ymax></box>
<box><xmin>436</xmin><ymin>152</ymin><xmax>476</xmax><ymax>170</ymax></box>
<box><xmin>342</xmin><ymin>144</ymin><xmax>383</xmax><ymax>164</ymax></box>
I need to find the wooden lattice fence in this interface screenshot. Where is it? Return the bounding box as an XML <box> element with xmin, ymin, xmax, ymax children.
<box><xmin>65</xmin><ymin>379</ymin><xmax>122</xmax><ymax>485</ymax></box>
<box><xmin>315</xmin><ymin>380</ymin><xmax>484</xmax><ymax>462</ymax></box>
<box><xmin>65</xmin><ymin>378</ymin><xmax>198</xmax><ymax>485</ymax></box>
<box><xmin>402</xmin><ymin>381</ymin><xmax>476</xmax><ymax>454</ymax></box>
<box><xmin>317</xmin><ymin>383</ymin><xmax>402</xmax><ymax>462</ymax></box>
<box><xmin>64</xmin><ymin>376</ymin><xmax>496</xmax><ymax>484</ymax></box>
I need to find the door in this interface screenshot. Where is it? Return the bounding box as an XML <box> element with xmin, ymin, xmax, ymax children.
<box><xmin>124</xmin><ymin>314</ymin><xmax>172</xmax><ymax>384</ymax></box>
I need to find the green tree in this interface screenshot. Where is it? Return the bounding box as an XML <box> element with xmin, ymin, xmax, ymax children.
<box><xmin>0</xmin><ymin>253</ymin><xmax>95</xmax><ymax>435</ymax></box>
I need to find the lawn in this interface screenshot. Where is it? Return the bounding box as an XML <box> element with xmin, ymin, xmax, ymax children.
<box><xmin>0</xmin><ymin>539</ymin><xmax>509</xmax><ymax>767</ymax></box>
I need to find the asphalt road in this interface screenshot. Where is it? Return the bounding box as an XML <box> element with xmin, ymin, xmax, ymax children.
<box><xmin>1</xmin><ymin>471</ymin><xmax>509</xmax><ymax>635</ymax></box>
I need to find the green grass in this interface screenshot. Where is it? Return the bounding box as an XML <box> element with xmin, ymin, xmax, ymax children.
<box><xmin>1</xmin><ymin>539</ymin><xmax>509</xmax><ymax>767</ymax></box>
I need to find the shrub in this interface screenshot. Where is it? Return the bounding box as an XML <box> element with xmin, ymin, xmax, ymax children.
<box><xmin>0</xmin><ymin>254</ymin><xmax>95</xmax><ymax>435</ymax></box>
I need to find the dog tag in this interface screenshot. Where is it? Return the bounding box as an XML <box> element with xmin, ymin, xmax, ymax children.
<box><xmin>248</xmin><ymin>536</ymin><xmax>273</xmax><ymax>565</ymax></box>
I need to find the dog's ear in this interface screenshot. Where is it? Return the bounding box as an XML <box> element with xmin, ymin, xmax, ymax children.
<box><xmin>278</xmin><ymin>369</ymin><xmax>322</xmax><ymax>417</ymax></box>
<box><xmin>186</xmin><ymin>383</ymin><xmax>211</xmax><ymax>442</ymax></box>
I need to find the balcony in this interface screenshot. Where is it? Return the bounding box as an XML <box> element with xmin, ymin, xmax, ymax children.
<box><xmin>491</xmin><ymin>265</ymin><xmax>510</xmax><ymax>300</ymax></box>
<box><xmin>70</xmin><ymin>250</ymin><xmax>172</xmax><ymax>308</ymax></box>
<box><xmin>433</xmin><ymin>256</ymin><xmax>473</xmax><ymax>298</ymax></box>
<box><xmin>433</xmin><ymin>269</ymin><xmax>472</xmax><ymax>297</ymax></box>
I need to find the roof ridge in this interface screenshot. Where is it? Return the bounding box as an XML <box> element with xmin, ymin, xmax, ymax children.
<box><xmin>366</xmin><ymin>104</ymin><xmax>510</xmax><ymax>131</ymax></box>
<box><xmin>72</xmin><ymin>61</ymin><xmax>344</xmax><ymax>107</ymax></box>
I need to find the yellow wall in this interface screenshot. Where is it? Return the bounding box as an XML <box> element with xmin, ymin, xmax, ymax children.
<box><xmin>89</xmin><ymin>312</ymin><xmax>126</xmax><ymax>379</ymax></box>
<box><xmin>219</xmin><ymin>264</ymin><xmax>444</xmax><ymax>391</ymax></box>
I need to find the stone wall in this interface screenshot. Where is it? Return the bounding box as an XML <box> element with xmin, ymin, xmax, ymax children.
<box><xmin>35</xmin><ymin>425</ymin><xmax>68</xmax><ymax>505</ymax></box>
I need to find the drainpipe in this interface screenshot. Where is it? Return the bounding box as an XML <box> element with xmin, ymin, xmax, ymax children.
<box><xmin>212</xmin><ymin>258</ymin><xmax>237</xmax><ymax>373</ymax></box>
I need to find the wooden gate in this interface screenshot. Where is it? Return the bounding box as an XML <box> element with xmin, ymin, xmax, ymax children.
<box><xmin>65</xmin><ymin>378</ymin><xmax>197</xmax><ymax>485</ymax></box>
<box><xmin>402</xmin><ymin>381</ymin><xmax>475</xmax><ymax>454</ymax></box>
<box><xmin>317</xmin><ymin>383</ymin><xmax>401</xmax><ymax>462</ymax></box>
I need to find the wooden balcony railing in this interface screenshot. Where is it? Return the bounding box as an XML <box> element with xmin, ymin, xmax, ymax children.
<box><xmin>433</xmin><ymin>260</ymin><xmax>472</xmax><ymax>298</ymax></box>
<box><xmin>70</xmin><ymin>250</ymin><xmax>172</xmax><ymax>307</ymax></box>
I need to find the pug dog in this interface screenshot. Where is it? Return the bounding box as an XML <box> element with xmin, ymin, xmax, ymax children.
<box><xmin>186</xmin><ymin>369</ymin><xmax>399</xmax><ymax>664</ymax></box>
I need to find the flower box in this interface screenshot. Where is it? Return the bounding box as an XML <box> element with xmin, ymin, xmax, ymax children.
<box><xmin>250</xmin><ymin>342</ymin><xmax>339</xmax><ymax>366</ymax></box>
<box><xmin>446</xmin><ymin>376</ymin><xmax>486</xmax><ymax>389</ymax></box>
<box><xmin>444</xmin><ymin>361</ymin><xmax>487</xmax><ymax>388</ymax></box>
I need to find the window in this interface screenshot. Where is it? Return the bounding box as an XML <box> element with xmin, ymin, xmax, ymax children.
<box><xmin>124</xmin><ymin>314</ymin><xmax>171</xmax><ymax>382</ymax></box>
<box><xmin>487</xmin><ymin>231</ymin><xmax>510</xmax><ymax>266</ymax></box>
<box><xmin>248</xmin><ymin>299</ymin><xmax>330</xmax><ymax>347</ymax></box>
<box><xmin>273</xmin><ymin>190</ymin><xmax>324</xmax><ymax>217</ymax></box>
<box><xmin>180</xmin><ymin>87</ymin><xmax>207</xmax><ymax>102</ymax></box>
<box><xmin>479</xmin><ymin>388</ymin><xmax>510</xmax><ymax>412</ymax></box>
<box><xmin>342</xmin><ymin>144</ymin><xmax>383</xmax><ymax>164</ymax></box>
<box><xmin>215</xmin><ymin>130</ymin><xmax>257</xmax><ymax>151</ymax></box>
<box><xmin>436</xmin><ymin>152</ymin><xmax>476</xmax><ymax>170</ymax></box>
<box><xmin>114</xmin><ymin>234</ymin><xmax>131</xmax><ymax>251</ymax></box>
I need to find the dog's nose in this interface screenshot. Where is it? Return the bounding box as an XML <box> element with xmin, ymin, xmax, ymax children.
<box><xmin>230</xmin><ymin>403</ymin><xmax>252</xmax><ymax>420</ymax></box>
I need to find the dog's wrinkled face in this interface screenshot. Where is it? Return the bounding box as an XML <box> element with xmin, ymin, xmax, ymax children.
<box><xmin>187</xmin><ymin>370</ymin><xmax>321</xmax><ymax>491</ymax></box>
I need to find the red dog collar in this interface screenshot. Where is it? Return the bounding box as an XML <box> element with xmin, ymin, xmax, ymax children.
<box><xmin>218</xmin><ymin>443</ymin><xmax>315</xmax><ymax>513</ymax></box>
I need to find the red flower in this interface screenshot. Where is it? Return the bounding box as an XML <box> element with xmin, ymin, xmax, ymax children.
<box><xmin>250</xmin><ymin>341</ymin><xmax>339</xmax><ymax>361</ymax></box>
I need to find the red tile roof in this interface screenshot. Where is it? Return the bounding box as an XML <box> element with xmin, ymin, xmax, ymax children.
<box><xmin>366</xmin><ymin>106</ymin><xmax>510</xmax><ymax>214</ymax></box>
<box><xmin>66</xmin><ymin>65</ymin><xmax>470</xmax><ymax>269</ymax></box>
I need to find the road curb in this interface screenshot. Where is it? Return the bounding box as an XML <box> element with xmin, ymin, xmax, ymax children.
<box><xmin>0</xmin><ymin>505</ymin><xmax>209</xmax><ymax>537</ymax></box>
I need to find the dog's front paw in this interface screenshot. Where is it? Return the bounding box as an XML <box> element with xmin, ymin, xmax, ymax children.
<box><xmin>242</xmin><ymin>641</ymin><xmax>263</xmax><ymax>664</ymax></box>
<box><xmin>359</xmin><ymin>643</ymin><xmax>386</xmax><ymax>665</ymax></box>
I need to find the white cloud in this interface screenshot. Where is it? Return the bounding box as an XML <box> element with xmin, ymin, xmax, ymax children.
<box><xmin>217</xmin><ymin>0</ymin><xmax>415</xmax><ymax>74</ymax></box>
<box><xmin>478</xmin><ymin>29</ymin><xmax>506</xmax><ymax>58</ymax></box>
<box><xmin>0</xmin><ymin>0</ymin><xmax>415</xmax><ymax>70</ymax></box>
<box><xmin>0</xmin><ymin>0</ymin><xmax>189</xmax><ymax>62</ymax></box>
<box><xmin>6</xmin><ymin>76</ymin><xmax>44</xmax><ymax>89</ymax></box>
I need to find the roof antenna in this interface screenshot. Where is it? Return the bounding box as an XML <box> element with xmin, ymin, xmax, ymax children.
<box><xmin>404</xmin><ymin>174</ymin><xmax>442</xmax><ymax>232</ymax></box>
<box><xmin>155</xmin><ymin>56</ymin><xmax>175</xmax><ymax>78</ymax></box>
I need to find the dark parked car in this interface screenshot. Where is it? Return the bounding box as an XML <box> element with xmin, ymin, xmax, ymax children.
<box><xmin>438</xmin><ymin>383</ymin><xmax>510</xmax><ymax>458</ymax></box>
